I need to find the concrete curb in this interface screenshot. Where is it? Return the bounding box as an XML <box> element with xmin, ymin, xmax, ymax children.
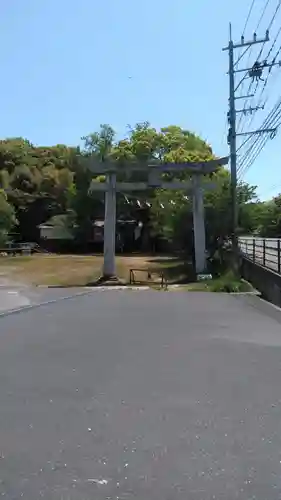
<box><xmin>0</xmin><ymin>287</ymin><xmax>152</xmax><ymax>318</ymax></box>
<box><xmin>0</xmin><ymin>289</ymin><xmax>98</xmax><ymax>319</ymax></box>
<box><xmin>37</xmin><ymin>285</ymin><xmax>150</xmax><ymax>290</ymax></box>
<box><xmin>234</xmin><ymin>294</ymin><xmax>281</xmax><ymax>324</ymax></box>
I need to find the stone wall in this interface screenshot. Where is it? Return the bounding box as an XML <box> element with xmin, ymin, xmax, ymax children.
<box><xmin>240</xmin><ymin>256</ymin><xmax>281</xmax><ymax>307</ymax></box>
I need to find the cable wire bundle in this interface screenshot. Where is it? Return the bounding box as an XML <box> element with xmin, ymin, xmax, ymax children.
<box><xmin>233</xmin><ymin>0</ymin><xmax>281</xmax><ymax>179</ymax></box>
<box><xmin>238</xmin><ymin>95</ymin><xmax>281</xmax><ymax>178</ymax></box>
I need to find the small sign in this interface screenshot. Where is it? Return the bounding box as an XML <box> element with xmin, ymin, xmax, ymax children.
<box><xmin>197</xmin><ymin>274</ymin><xmax>212</xmax><ymax>281</ymax></box>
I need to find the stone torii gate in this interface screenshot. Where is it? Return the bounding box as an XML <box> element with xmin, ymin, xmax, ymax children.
<box><xmin>84</xmin><ymin>157</ymin><xmax>228</xmax><ymax>280</ymax></box>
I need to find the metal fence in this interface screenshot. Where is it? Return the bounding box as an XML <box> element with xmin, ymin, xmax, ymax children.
<box><xmin>238</xmin><ymin>237</ymin><xmax>281</xmax><ymax>274</ymax></box>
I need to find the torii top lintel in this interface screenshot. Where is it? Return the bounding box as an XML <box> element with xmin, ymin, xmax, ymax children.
<box><xmin>82</xmin><ymin>156</ymin><xmax>229</xmax><ymax>174</ymax></box>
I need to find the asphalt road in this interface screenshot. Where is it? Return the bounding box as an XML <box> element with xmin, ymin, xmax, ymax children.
<box><xmin>1</xmin><ymin>290</ymin><xmax>281</xmax><ymax>499</ymax></box>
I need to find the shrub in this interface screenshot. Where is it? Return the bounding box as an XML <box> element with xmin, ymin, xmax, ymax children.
<box><xmin>209</xmin><ymin>270</ymin><xmax>250</xmax><ymax>293</ymax></box>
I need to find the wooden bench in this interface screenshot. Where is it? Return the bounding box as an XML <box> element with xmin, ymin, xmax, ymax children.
<box><xmin>129</xmin><ymin>268</ymin><xmax>168</xmax><ymax>289</ymax></box>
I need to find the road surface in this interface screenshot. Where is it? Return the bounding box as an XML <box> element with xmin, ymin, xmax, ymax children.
<box><xmin>1</xmin><ymin>290</ymin><xmax>281</xmax><ymax>499</ymax></box>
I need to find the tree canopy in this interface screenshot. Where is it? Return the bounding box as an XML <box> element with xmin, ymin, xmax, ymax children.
<box><xmin>0</xmin><ymin>189</ymin><xmax>17</xmax><ymax>246</ymax></box>
<box><xmin>0</xmin><ymin>123</ymin><xmax>279</xmax><ymax>251</ymax></box>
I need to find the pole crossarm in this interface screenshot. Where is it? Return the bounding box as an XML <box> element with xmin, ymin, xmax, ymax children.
<box><xmin>235</xmin><ymin>94</ymin><xmax>254</xmax><ymax>100</ymax></box>
<box><xmin>236</xmin><ymin>128</ymin><xmax>276</xmax><ymax>137</ymax></box>
<box><xmin>222</xmin><ymin>33</ymin><xmax>269</xmax><ymax>51</ymax></box>
<box><xmin>223</xmin><ymin>24</ymin><xmax>272</xmax><ymax>257</ymax></box>
<box><xmin>236</xmin><ymin>105</ymin><xmax>264</xmax><ymax>114</ymax></box>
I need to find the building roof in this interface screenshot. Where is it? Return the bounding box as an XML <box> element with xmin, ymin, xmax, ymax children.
<box><xmin>38</xmin><ymin>214</ymin><xmax>70</xmax><ymax>229</ymax></box>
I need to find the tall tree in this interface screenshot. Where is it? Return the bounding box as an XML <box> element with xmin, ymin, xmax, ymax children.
<box><xmin>0</xmin><ymin>124</ymin><xmax>266</xmax><ymax>250</ymax></box>
<box><xmin>150</xmin><ymin>168</ymin><xmax>259</xmax><ymax>255</ymax></box>
<box><xmin>258</xmin><ymin>195</ymin><xmax>281</xmax><ymax>237</ymax></box>
<box><xmin>81</xmin><ymin>124</ymin><xmax>115</xmax><ymax>160</ymax></box>
<box><xmin>0</xmin><ymin>190</ymin><xmax>17</xmax><ymax>246</ymax></box>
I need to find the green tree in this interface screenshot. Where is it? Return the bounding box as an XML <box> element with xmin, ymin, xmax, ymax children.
<box><xmin>0</xmin><ymin>124</ymin><xmax>267</xmax><ymax>252</ymax></box>
<box><xmin>150</xmin><ymin>167</ymin><xmax>259</xmax><ymax>255</ymax></box>
<box><xmin>0</xmin><ymin>138</ymin><xmax>79</xmax><ymax>241</ymax></box>
<box><xmin>81</xmin><ymin>124</ymin><xmax>115</xmax><ymax>160</ymax></box>
<box><xmin>258</xmin><ymin>195</ymin><xmax>281</xmax><ymax>237</ymax></box>
<box><xmin>0</xmin><ymin>190</ymin><xmax>17</xmax><ymax>246</ymax></box>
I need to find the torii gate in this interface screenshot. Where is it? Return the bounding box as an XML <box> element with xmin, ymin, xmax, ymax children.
<box><xmin>83</xmin><ymin>157</ymin><xmax>228</xmax><ymax>280</ymax></box>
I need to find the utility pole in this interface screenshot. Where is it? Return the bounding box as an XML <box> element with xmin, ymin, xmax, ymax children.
<box><xmin>222</xmin><ymin>25</ymin><xmax>277</xmax><ymax>257</ymax></box>
<box><xmin>228</xmin><ymin>23</ymin><xmax>238</xmax><ymax>254</ymax></box>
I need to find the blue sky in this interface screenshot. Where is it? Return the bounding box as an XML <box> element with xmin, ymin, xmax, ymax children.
<box><xmin>1</xmin><ymin>0</ymin><xmax>280</xmax><ymax>199</ymax></box>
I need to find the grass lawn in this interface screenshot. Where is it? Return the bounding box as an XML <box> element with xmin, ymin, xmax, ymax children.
<box><xmin>0</xmin><ymin>255</ymin><xmax>255</xmax><ymax>292</ymax></box>
<box><xmin>0</xmin><ymin>254</ymin><xmax>189</xmax><ymax>287</ymax></box>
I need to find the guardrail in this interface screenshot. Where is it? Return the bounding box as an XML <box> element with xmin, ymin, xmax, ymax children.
<box><xmin>238</xmin><ymin>237</ymin><xmax>281</xmax><ymax>274</ymax></box>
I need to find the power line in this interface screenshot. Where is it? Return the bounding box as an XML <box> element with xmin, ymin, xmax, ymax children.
<box><xmin>236</xmin><ymin>0</ymin><xmax>271</xmax><ymax>108</ymax></box>
<box><xmin>262</xmin><ymin>55</ymin><xmax>281</xmax><ymax>107</ymax></box>
<box><xmin>238</xmin><ymin>54</ymin><xmax>280</xmax><ymax>134</ymax></box>
<box><xmin>255</xmin><ymin>1</ymin><xmax>281</xmax><ymax>61</ymax></box>
<box><xmin>244</xmin><ymin>78</ymin><xmax>270</xmax><ymax>132</ymax></box>
<box><xmin>238</xmin><ymin>98</ymin><xmax>281</xmax><ymax>170</ymax></box>
<box><xmin>238</xmin><ymin>123</ymin><xmax>278</xmax><ymax>177</ymax></box>
<box><xmin>237</xmin><ymin>98</ymin><xmax>281</xmax><ymax>177</ymax></box>
<box><xmin>237</xmin><ymin>103</ymin><xmax>280</xmax><ymax>175</ymax></box>
<box><xmin>236</xmin><ymin>61</ymin><xmax>255</xmax><ymax>128</ymax></box>
<box><xmin>234</xmin><ymin>45</ymin><xmax>251</xmax><ymax>68</ymax></box>
<box><xmin>257</xmin><ymin>0</ymin><xmax>271</xmax><ymax>30</ymax></box>
<box><xmin>242</xmin><ymin>34</ymin><xmax>281</xmax><ymax>134</ymax></box>
<box><xmin>268</xmin><ymin>0</ymin><xmax>281</xmax><ymax>31</ymax></box>
<box><xmin>234</xmin><ymin>71</ymin><xmax>250</xmax><ymax>94</ymax></box>
<box><xmin>264</xmin><ymin>24</ymin><xmax>281</xmax><ymax>59</ymax></box>
<box><xmin>224</xmin><ymin>4</ymin><xmax>281</xmax><ymax>248</ymax></box>
<box><xmin>259</xmin><ymin>41</ymin><xmax>281</xmax><ymax>99</ymax></box>
<box><xmin>236</xmin><ymin>133</ymin><xmax>254</xmax><ymax>153</ymax></box>
<box><xmin>223</xmin><ymin>28</ymin><xmax>270</xmax><ymax>253</ymax></box>
<box><xmin>237</xmin><ymin>0</ymin><xmax>281</xmax><ymax>132</ymax></box>
<box><xmin>251</xmin><ymin>0</ymin><xmax>272</xmax><ymax>66</ymax></box>
<box><xmin>238</xmin><ymin>79</ymin><xmax>260</xmax><ymax>134</ymax></box>
<box><xmin>236</xmin><ymin>0</ymin><xmax>261</xmax><ymax>106</ymax></box>
<box><xmin>242</xmin><ymin>0</ymin><xmax>257</xmax><ymax>36</ymax></box>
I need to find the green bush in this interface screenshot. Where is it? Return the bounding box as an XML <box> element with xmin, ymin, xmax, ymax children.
<box><xmin>209</xmin><ymin>270</ymin><xmax>250</xmax><ymax>293</ymax></box>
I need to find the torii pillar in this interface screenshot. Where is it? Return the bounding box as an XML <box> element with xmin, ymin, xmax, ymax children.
<box><xmin>84</xmin><ymin>157</ymin><xmax>229</xmax><ymax>281</ymax></box>
<box><xmin>192</xmin><ymin>174</ymin><xmax>207</xmax><ymax>274</ymax></box>
<box><xmin>103</xmin><ymin>173</ymin><xmax>117</xmax><ymax>278</ymax></box>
